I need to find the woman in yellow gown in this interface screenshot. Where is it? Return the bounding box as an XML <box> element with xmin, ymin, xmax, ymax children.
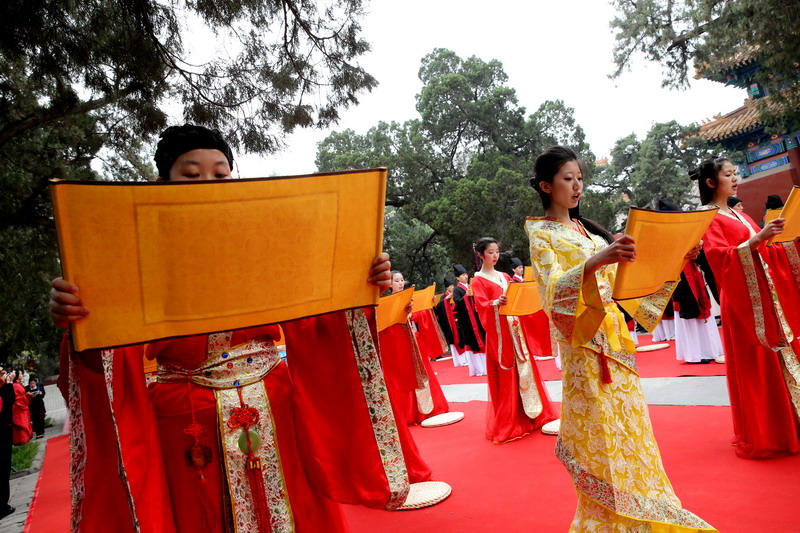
<box><xmin>525</xmin><ymin>146</ymin><xmax>716</xmax><ymax>532</ymax></box>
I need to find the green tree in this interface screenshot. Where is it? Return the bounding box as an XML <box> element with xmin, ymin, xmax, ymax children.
<box><xmin>318</xmin><ymin>49</ymin><xmax>598</xmax><ymax>271</ymax></box>
<box><xmin>609</xmin><ymin>0</ymin><xmax>800</xmax><ymax>126</ymax></box>
<box><xmin>589</xmin><ymin>121</ymin><xmax>709</xmax><ymax>232</ymax></box>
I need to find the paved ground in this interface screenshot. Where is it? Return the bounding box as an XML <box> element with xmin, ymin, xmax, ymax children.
<box><xmin>443</xmin><ymin>375</ymin><xmax>730</xmax><ymax>406</ymax></box>
<box><xmin>0</xmin><ymin>375</ymin><xmax>730</xmax><ymax>532</ymax></box>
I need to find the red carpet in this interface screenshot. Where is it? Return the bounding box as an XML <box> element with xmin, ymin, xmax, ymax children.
<box><xmin>344</xmin><ymin>401</ymin><xmax>799</xmax><ymax>532</ymax></box>
<box><xmin>432</xmin><ymin>333</ymin><xmax>726</xmax><ymax>386</ymax></box>
<box><xmin>24</xmin><ymin>435</ymin><xmax>70</xmax><ymax>533</ymax></box>
<box><xmin>26</xmin><ymin>404</ymin><xmax>800</xmax><ymax>532</ymax></box>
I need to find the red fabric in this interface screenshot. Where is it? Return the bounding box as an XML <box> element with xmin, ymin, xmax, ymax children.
<box><xmin>59</xmin><ymin>310</ymin><xmax>403</xmax><ymax>532</ymax></box>
<box><xmin>281</xmin><ymin>310</ymin><xmax>409</xmax><ymax>509</ymax></box>
<box><xmin>518</xmin><ymin>310</ymin><xmax>552</xmax><ymax>358</ymax></box>
<box><xmin>702</xmin><ymin>212</ymin><xmax>800</xmax><ymax>458</ymax></box>
<box><xmin>411</xmin><ymin>309</ymin><xmax>447</xmax><ymax>359</ymax></box>
<box><xmin>59</xmin><ymin>337</ymin><xmax>177</xmax><ymax>533</ymax></box>
<box><xmin>12</xmin><ymin>382</ymin><xmax>32</xmax><ymax>445</ymax></box>
<box><xmin>378</xmin><ymin>323</ymin><xmax>448</xmax><ymax>425</ymax></box>
<box><xmin>764</xmin><ymin>241</ymin><xmax>800</xmax><ymax>333</ymax></box>
<box><xmin>471</xmin><ymin>274</ymin><xmax>558</xmax><ymax>443</ymax></box>
<box><xmin>27</xmin><ymin>404</ymin><xmax>800</xmax><ymax>533</ymax></box>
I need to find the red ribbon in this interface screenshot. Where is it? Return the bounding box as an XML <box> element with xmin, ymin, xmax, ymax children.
<box><xmin>227</xmin><ymin>405</ymin><xmax>260</xmax><ymax>430</ymax></box>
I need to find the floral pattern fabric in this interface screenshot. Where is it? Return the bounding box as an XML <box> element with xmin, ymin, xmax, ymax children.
<box><xmin>526</xmin><ymin>217</ymin><xmax>715</xmax><ymax>532</ymax></box>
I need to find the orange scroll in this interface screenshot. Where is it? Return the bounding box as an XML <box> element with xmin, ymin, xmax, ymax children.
<box><xmin>612</xmin><ymin>207</ymin><xmax>718</xmax><ymax>301</ymax></box>
<box><xmin>499</xmin><ymin>281</ymin><xmax>542</xmax><ymax>316</ymax></box>
<box><xmin>411</xmin><ymin>284</ymin><xmax>437</xmax><ymax>312</ymax></box>
<box><xmin>376</xmin><ymin>288</ymin><xmax>414</xmax><ymax>332</ymax></box>
<box><xmin>51</xmin><ymin>169</ymin><xmax>387</xmax><ymax>351</ymax></box>
<box><xmin>768</xmin><ymin>187</ymin><xmax>800</xmax><ymax>245</ymax></box>
<box><xmin>523</xmin><ymin>266</ymin><xmax>534</xmax><ymax>282</ymax></box>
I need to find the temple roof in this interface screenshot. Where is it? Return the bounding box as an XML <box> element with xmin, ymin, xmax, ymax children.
<box><xmin>698</xmin><ymin>98</ymin><xmax>762</xmax><ymax>142</ymax></box>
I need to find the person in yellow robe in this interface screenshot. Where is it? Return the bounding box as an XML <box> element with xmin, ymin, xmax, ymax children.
<box><xmin>525</xmin><ymin>146</ymin><xmax>716</xmax><ymax>532</ymax></box>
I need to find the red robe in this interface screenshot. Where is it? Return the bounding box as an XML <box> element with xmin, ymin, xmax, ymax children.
<box><xmin>411</xmin><ymin>309</ymin><xmax>448</xmax><ymax>360</ymax></box>
<box><xmin>510</xmin><ymin>274</ymin><xmax>553</xmax><ymax>358</ymax></box>
<box><xmin>11</xmin><ymin>383</ymin><xmax>32</xmax><ymax>445</ymax></box>
<box><xmin>702</xmin><ymin>210</ymin><xmax>800</xmax><ymax>458</ymax></box>
<box><xmin>377</xmin><ymin>322</ymin><xmax>449</xmax><ymax>426</ymax></box>
<box><xmin>59</xmin><ymin>308</ymin><xmax>411</xmax><ymax>532</ymax></box>
<box><xmin>471</xmin><ymin>272</ymin><xmax>558</xmax><ymax>443</ymax></box>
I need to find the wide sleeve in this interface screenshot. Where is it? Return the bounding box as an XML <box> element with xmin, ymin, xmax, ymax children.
<box><xmin>280</xmin><ymin>308</ymin><xmax>410</xmax><ymax>511</ymax></box>
<box><xmin>527</xmin><ymin>228</ymin><xmax>606</xmax><ymax>348</ymax></box>
<box><xmin>59</xmin><ymin>334</ymin><xmax>176</xmax><ymax>533</ymax></box>
<box><xmin>702</xmin><ymin>216</ymin><xmax>788</xmax><ymax>349</ymax></box>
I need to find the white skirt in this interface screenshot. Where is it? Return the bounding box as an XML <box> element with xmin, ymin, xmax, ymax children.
<box><xmin>652</xmin><ymin>319</ymin><xmax>676</xmax><ymax>341</ymax></box>
<box><xmin>450</xmin><ymin>345</ymin><xmax>469</xmax><ymax>367</ymax></box>
<box><xmin>467</xmin><ymin>351</ymin><xmax>487</xmax><ymax>377</ymax></box>
<box><xmin>674</xmin><ymin>315</ymin><xmax>724</xmax><ymax>363</ymax></box>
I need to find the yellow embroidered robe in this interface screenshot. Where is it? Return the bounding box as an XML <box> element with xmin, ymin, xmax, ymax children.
<box><xmin>525</xmin><ymin>217</ymin><xmax>716</xmax><ymax>532</ymax></box>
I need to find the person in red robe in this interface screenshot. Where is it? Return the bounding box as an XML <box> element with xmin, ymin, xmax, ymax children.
<box><xmin>10</xmin><ymin>372</ymin><xmax>32</xmax><ymax>446</ymax></box>
<box><xmin>470</xmin><ymin>238</ymin><xmax>558</xmax><ymax>443</ymax></box>
<box><xmin>692</xmin><ymin>156</ymin><xmax>800</xmax><ymax>459</ymax></box>
<box><xmin>48</xmin><ymin>124</ymin><xmax>411</xmax><ymax>532</ymax></box>
<box><xmin>508</xmin><ymin>257</ymin><xmax>554</xmax><ymax>361</ymax></box>
<box><xmin>379</xmin><ymin>271</ymin><xmax>449</xmax><ymax>427</ymax></box>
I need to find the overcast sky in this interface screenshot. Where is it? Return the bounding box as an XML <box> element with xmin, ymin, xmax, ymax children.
<box><xmin>236</xmin><ymin>0</ymin><xmax>745</xmax><ymax>177</ymax></box>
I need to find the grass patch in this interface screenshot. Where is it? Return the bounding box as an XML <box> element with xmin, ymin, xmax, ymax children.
<box><xmin>12</xmin><ymin>441</ymin><xmax>40</xmax><ymax>472</ymax></box>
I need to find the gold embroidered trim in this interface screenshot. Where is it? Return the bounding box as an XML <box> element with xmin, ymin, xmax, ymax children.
<box><xmin>345</xmin><ymin>309</ymin><xmax>410</xmax><ymax>510</ymax></box>
<box><xmin>783</xmin><ymin>242</ymin><xmax>800</xmax><ymax>289</ymax></box>
<box><xmin>67</xmin><ymin>339</ymin><xmax>86</xmax><ymax>533</ymax></box>
<box><xmin>404</xmin><ymin>321</ymin><xmax>433</xmax><ymax>415</ymax></box>
<box><xmin>631</xmin><ymin>281</ymin><xmax>678</xmax><ymax>333</ymax></box>
<box><xmin>778</xmin><ymin>346</ymin><xmax>800</xmax><ymax>417</ymax></box>
<box><xmin>556</xmin><ymin>439</ymin><xmax>715</xmax><ymax>530</ymax></box>
<box><xmin>737</xmin><ymin>241</ymin><xmax>794</xmax><ymax>350</ymax></box>
<box><xmin>157</xmin><ymin>340</ymin><xmax>280</xmax><ymax>389</ymax></box>
<box><xmin>101</xmin><ymin>349</ymin><xmax>141</xmax><ymax>532</ymax></box>
<box><xmin>494</xmin><ymin>305</ymin><xmax>513</xmax><ymax>370</ymax></box>
<box><xmin>506</xmin><ymin>315</ymin><xmax>543</xmax><ymax>418</ymax></box>
<box><xmin>217</xmin><ymin>381</ymin><xmax>295</xmax><ymax>533</ymax></box>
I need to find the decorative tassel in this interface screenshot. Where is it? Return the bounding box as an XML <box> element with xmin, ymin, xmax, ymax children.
<box><xmin>246</xmin><ymin>457</ymin><xmax>272</xmax><ymax>532</ymax></box>
<box><xmin>599</xmin><ymin>352</ymin><xmax>612</xmax><ymax>384</ymax></box>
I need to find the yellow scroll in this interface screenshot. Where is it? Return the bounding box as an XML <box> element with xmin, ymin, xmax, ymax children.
<box><xmin>51</xmin><ymin>169</ymin><xmax>387</xmax><ymax>351</ymax></box>
<box><xmin>523</xmin><ymin>266</ymin><xmax>534</xmax><ymax>281</ymax></box>
<box><xmin>499</xmin><ymin>281</ymin><xmax>542</xmax><ymax>316</ymax></box>
<box><xmin>376</xmin><ymin>289</ymin><xmax>413</xmax><ymax>332</ymax></box>
<box><xmin>433</xmin><ymin>293</ymin><xmax>444</xmax><ymax>307</ymax></box>
<box><xmin>768</xmin><ymin>187</ymin><xmax>800</xmax><ymax>245</ymax></box>
<box><xmin>412</xmin><ymin>284</ymin><xmax>436</xmax><ymax>312</ymax></box>
<box><xmin>612</xmin><ymin>207</ymin><xmax>718</xmax><ymax>301</ymax></box>
<box><xmin>764</xmin><ymin>208</ymin><xmax>782</xmax><ymax>226</ymax></box>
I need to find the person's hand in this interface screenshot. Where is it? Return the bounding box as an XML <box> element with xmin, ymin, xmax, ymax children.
<box><xmin>494</xmin><ymin>294</ymin><xmax>508</xmax><ymax>307</ymax></box>
<box><xmin>685</xmin><ymin>241</ymin><xmax>703</xmax><ymax>261</ymax></box>
<box><xmin>49</xmin><ymin>277</ymin><xmax>89</xmax><ymax>329</ymax></box>
<box><xmin>404</xmin><ymin>302</ymin><xmax>414</xmax><ymax>314</ymax></box>
<box><xmin>368</xmin><ymin>253</ymin><xmax>391</xmax><ymax>290</ymax></box>
<box><xmin>750</xmin><ymin>218</ymin><xmax>785</xmax><ymax>249</ymax></box>
<box><xmin>585</xmin><ymin>234</ymin><xmax>636</xmax><ymax>273</ymax></box>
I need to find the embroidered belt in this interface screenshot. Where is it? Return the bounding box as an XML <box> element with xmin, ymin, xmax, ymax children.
<box><xmin>158</xmin><ymin>339</ymin><xmax>293</xmax><ymax>533</ymax></box>
<box><xmin>156</xmin><ymin>340</ymin><xmax>281</xmax><ymax>389</ymax></box>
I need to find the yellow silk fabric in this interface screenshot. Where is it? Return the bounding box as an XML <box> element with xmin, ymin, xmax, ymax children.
<box><xmin>51</xmin><ymin>169</ymin><xmax>387</xmax><ymax>351</ymax></box>
<box><xmin>526</xmin><ymin>217</ymin><xmax>715</xmax><ymax>532</ymax></box>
